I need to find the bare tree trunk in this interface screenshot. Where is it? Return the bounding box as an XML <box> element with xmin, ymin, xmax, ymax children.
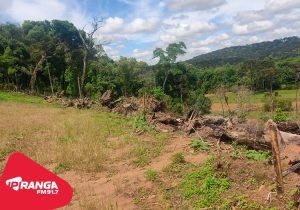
<box><xmin>30</xmin><ymin>53</ymin><xmax>46</xmax><ymax>93</ymax></box>
<box><xmin>80</xmin><ymin>48</ymin><xmax>88</xmax><ymax>98</ymax></box>
<box><xmin>77</xmin><ymin>76</ymin><xmax>82</xmax><ymax>99</ymax></box>
<box><xmin>46</xmin><ymin>61</ymin><xmax>54</xmax><ymax>95</ymax></box>
<box><xmin>162</xmin><ymin>72</ymin><xmax>169</xmax><ymax>92</ymax></box>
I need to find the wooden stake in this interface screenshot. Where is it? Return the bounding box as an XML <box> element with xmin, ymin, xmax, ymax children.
<box><xmin>269</xmin><ymin>120</ymin><xmax>284</xmax><ymax>194</ymax></box>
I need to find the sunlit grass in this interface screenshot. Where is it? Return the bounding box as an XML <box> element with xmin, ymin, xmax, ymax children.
<box><xmin>0</xmin><ymin>91</ymin><xmax>49</xmax><ymax>105</ymax></box>
<box><xmin>0</xmin><ymin>92</ymin><xmax>171</xmax><ymax>174</ymax></box>
<box><xmin>208</xmin><ymin>89</ymin><xmax>298</xmax><ymax>104</ymax></box>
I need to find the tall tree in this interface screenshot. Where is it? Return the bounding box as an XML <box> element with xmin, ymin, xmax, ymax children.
<box><xmin>22</xmin><ymin>21</ymin><xmax>54</xmax><ymax>93</ymax></box>
<box><xmin>153</xmin><ymin>42</ymin><xmax>186</xmax><ymax>91</ymax></box>
<box><xmin>78</xmin><ymin>19</ymin><xmax>104</xmax><ymax>98</ymax></box>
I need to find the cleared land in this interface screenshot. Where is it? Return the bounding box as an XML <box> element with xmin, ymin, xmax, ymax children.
<box><xmin>0</xmin><ymin>92</ymin><xmax>299</xmax><ymax>209</ymax></box>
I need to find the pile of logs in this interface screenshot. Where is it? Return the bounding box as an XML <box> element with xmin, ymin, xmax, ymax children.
<box><xmin>63</xmin><ymin>97</ymin><xmax>94</xmax><ymax>109</ymax></box>
<box><xmin>44</xmin><ymin>91</ymin><xmax>95</xmax><ymax>109</ymax></box>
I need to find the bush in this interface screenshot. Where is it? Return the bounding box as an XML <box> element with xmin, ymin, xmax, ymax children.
<box><xmin>189</xmin><ymin>140</ymin><xmax>209</xmax><ymax>152</ymax></box>
<box><xmin>274</xmin><ymin>109</ymin><xmax>288</xmax><ymax>122</ymax></box>
<box><xmin>276</xmin><ymin>98</ymin><xmax>293</xmax><ymax>111</ymax></box>
<box><xmin>181</xmin><ymin>157</ymin><xmax>231</xmax><ymax>208</ymax></box>
<box><xmin>188</xmin><ymin>89</ymin><xmax>212</xmax><ymax>115</ymax></box>
<box><xmin>168</xmin><ymin>98</ymin><xmax>183</xmax><ymax>114</ymax></box>
<box><xmin>171</xmin><ymin>152</ymin><xmax>185</xmax><ymax>164</ymax></box>
<box><xmin>245</xmin><ymin>150</ymin><xmax>271</xmax><ymax>161</ymax></box>
<box><xmin>150</xmin><ymin>87</ymin><xmax>166</xmax><ymax>100</ymax></box>
<box><xmin>145</xmin><ymin>169</ymin><xmax>158</xmax><ymax>181</ymax></box>
<box><xmin>263</xmin><ymin>96</ymin><xmax>293</xmax><ymax>112</ymax></box>
<box><xmin>134</xmin><ymin>115</ymin><xmax>154</xmax><ymax>132</ymax></box>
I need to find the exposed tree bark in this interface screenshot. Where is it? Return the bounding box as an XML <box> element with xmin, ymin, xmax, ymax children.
<box><xmin>30</xmin><ymin>52</ymin><xmax>46</xmax><ymax>93</ymax></box>
<box><xmin>81</xmin><ymin>48</ymin><xmax>88</xmax><ymax>96</ymax></box>
<box><xmin>162</xmin><ymin>72</ymin><xmax>169</xmax><ymax>92</ymax></box>
<box><xmin>78</xmin><ymin>18</ymin><xmax>103</xmax><ymax>98</ymax></box>
<box><xmin>46</xmin><ymin>61</ymin><xmax>54</xmax><ymax>95</ymax></box>
<box><xmin>77</xmin><ymin>76</ymin><xmax>82</xmax><ymax>99</ymax></box>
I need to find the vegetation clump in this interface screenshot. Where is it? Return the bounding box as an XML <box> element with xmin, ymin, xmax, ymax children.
<box><xmin>189</xmin><ymin>139</ymin><xmax>209</xmax><ymax>152</ymax></box>
<box><xmin>145</xmin><ymin>169</ymin><xmax>158</xmax><ymax>182</ymax></box>
<box><xmin>181</xmin><ymin>157</ymin><xmax>231</xmax><ymax>208</ymax></box>
<box><xmin>171</xmin><ymin>152</ymin><xmax>185</xmax><ymax>164</ymax></box>
<box><xmin>245</xmin><ymin>150</ymin><xmax>271</xmax><ymax>161</ymax></box>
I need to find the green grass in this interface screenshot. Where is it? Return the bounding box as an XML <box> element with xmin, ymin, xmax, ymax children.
<box><xmin>245</xmin><ymin>150</ymin><xmax>272</xmax><ymax>161</ymax></box>
<box><xmin>145</xmin><ymin>169</ymin><xmax>158</xmax><ymax>181</ymax></box>
<box><xmin>0</xmin><ymin>91</ymin><xmax>49</xmax><ymax>105</ymax></box>
<box><xmin>189</xmin><ymin>139</ymin><xmax>209</xmax><ymax>152</ymax></box>
<box><xmin>208</xmin><ymin>89</ymin><xmax>298</xmax><ymax>104</ymax></box>
<box><xmin>181</xmin><ymin>157</ymin><xmax>231</xmax><ymax>208</ymax></box>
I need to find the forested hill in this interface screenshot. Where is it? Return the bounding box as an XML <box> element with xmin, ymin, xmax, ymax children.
<box><xmin>186</xmin><ymin>36</ymin><xmax>300</xmax><ymax>68</ymax></box>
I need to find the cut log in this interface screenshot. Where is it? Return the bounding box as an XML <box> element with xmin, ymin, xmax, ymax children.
<box><xmin>282</xmin><ymin>161</ymin><xmax>300</xmax><ymax>177</ymax></box>
<box><xmin>223</xmin><ymin>130</ymin><xmax>271</xmax><ymax>150</ymax></box>
<box><xmin>100</xmin><ymin>90</ymin><xmax>113</xmax><ymax>106</ymax></box>
<box><xmin>277</xmin><ymin>122</ymin><xmax>300</xmax><ymax>135</ymax></box>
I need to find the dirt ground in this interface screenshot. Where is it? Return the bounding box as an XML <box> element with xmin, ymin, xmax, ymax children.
<box><xmin>0</xmin><ymin>101</ymin><xmax>299</xmax><ymax>209</ymax></box>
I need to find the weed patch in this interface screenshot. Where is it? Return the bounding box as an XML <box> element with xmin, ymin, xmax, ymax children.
<box><xmin>245</xmin><ymin>150</ymin><xmax>271</xmax><ymax>161</ymax></box>
<box><xmin>181</xmin><ymin>157</ymin><xmax>231</xmax><ymax>208</ymax></box>
<box><xmin>171</xmin><ymin>152</ymin><xmax>185</xmax><ymax>164</ymax></box>
<box><xmin>145</xmin><ymin>169</ymin><xmax>158</xmax><ymax>181</ymax></box>
<box><xmin>189</xmin><ymin>139</ymin><xmax>209</xmax><ymax>152</ymax></box>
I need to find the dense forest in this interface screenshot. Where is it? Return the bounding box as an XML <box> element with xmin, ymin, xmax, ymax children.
<box><xmin>187</xmin><ymin>37</ymin><xmax>300</xmax><ymax>68</ymax></box>
<box><xmin>0</xmin><ymin>20</ymin><xmax>300</xmax><ymax>114</ymax></box>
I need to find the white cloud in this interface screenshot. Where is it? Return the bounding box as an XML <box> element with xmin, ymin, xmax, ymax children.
<box><xmin>266</xmin><ymin>0</ymin><xmax>300</xmax><ymax>13</ymax></box>
<box><xmin>0</xmin><ymin>0</ymin><xmax>89</xmax><ymax>28</ymax></box>
<box><xmin>161</xmin><ymin>23</ymin><xmax>214</xmax><ymax>43</ymax></box>
<box><xmin>103</xmin><ymin>45</ymin><xmax>125</xmax><ymax>60</ymax></box>
<box><xmin>0</xmin><ymin>0</ymin><xmax>12</xmax><ymax>11</ymax></box>
<box><xmin>126</xmin><ymin>17</ymin><xmax>160</xmax><ymax>33</ymax></box>
<box><xmin>194</xmin><ymin>33</ymin><xmax>230</xmax><ymax>47</ymax></box>
<box><xmin>160</xmin><ymin>13</ymin><xmax>216</xmax><ymax>44</ymax></box>
<box><xmin>233</xmin><ymin>20</ymin><xmax>273</xmax><ymax>35</ymax></box>
<box><xmin>101</xmin><ymin>17</ymin><xmax>124</xmax><ymax>33</ymax></box>
<box><xmin>2</xmin><ymin>0</ymin><xmax>300</xmax><ymax>64</ymax></box>
<box><xmin>167</xmin><ymin>0</ymin><xmax>226</xmax><ymax>11</ymax></box>
<box><xmin>234</xmin><ymin>11</ymin><xmax>264</xmax><ymax>24</ymax></box>
<box><xmin>101</xmin><ymin>17</ymin><xmax>160</xmax><ymax>34</ymax></box>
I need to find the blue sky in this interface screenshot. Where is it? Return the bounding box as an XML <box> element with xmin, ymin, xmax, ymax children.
<box><xmin>0</xmin><ymin>0</ymin><xmax>300</xmax><ymax>64</ymax></box>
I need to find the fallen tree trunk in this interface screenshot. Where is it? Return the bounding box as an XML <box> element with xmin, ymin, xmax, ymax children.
<box><xmin>282</xmin><ymin>161</ymin><xmax>300</xmax><ymax>177</ymax></box>
<box><xmin>220</xmin><ymin>130</ymin><xmax>271</xmax><ymax>150</ymax></box>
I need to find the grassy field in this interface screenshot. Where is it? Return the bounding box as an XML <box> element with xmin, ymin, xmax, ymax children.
<box><xmin>0</xmin><ymin>91</ymin><xmax>298</xmax><ymax>209</ymax></box>
<box><xmin>208</xmin><ymin>89</ymin><xmax>298</xmax><ymax>104</ymax></box>
<box><xmin>0</xmin><ymin>91</ymin><xmax>49</xmax><ymax>105</ymax></box>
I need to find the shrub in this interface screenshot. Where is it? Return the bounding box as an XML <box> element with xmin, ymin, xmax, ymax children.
<box><xmin>181</xmin><ymin>157</ymin><xmax>231</xmax><ymax>208</ymax></box>
<box><xmin>134</xmin><ymin>115</ymin><xmax>154</xmax><ymax>132</ymax></box>
<box><xmin>145</xmin><ymin>169</ymin><xmax>158</xmax><ymax>181</ymax></box>
<box><xmin>263</xmin><ymin>96</ymin><xmax>293</xmax><ymax>112</ymax></box>
<box><xmin>189</xmin><ymin>140</ymin><xmax>209</xmax><ymax>152</ymax></box>
<box><xmin>150</xmin><ymin>87</ymin><xmax>165</xmax><ymax>100</ymax></box>
<box><xmin>245</xmin><ymin>150</ymin><xmax>271</xmax><ymax>161</ymax></box>
<box><xmin>274</xmin><ymin>109</ymin><xmax>288</xmax><ymax>122</ymax></box>
<box><xmin>188</xmin><ymin>89</ymin><xmax>212</xmax><ymax>115</ymax></box>
<box><xmin>171</xmin><ymin>152</ymin><xmax>185</xmax><ymax>164</ymax></box>
<box><xmin>276</xmin><ymin>98</ymin><xmax>293</xmax><ymax>111</ymax></box>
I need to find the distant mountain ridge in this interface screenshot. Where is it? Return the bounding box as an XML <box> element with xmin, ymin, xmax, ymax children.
<box><xmin>186</xmin><ymin>36</ymin><xmax>300</xmax><ymax>68</ymax></box>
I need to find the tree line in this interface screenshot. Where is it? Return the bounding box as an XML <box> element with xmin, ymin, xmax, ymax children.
<box><xmin>0</xmin><ymin>20</ymin><xmax>300</xmax><ymax>114</ymax></box>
